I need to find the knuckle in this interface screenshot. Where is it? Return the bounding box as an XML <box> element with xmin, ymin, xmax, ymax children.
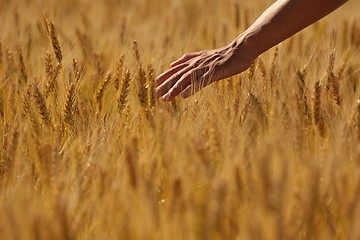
<box><xmin>183</xmin><ymin>71</ymin><xmax>192</xmax><ymax>78</ymax></box>
<box><xmin>214</xmin><ymin>55</ymin><xmax>223</xmax><ymax>62</ymax></box>
<box><xmin>192</xmin><ymin>60</ymin><xmax>201</xmax><ymax>68</ymax></box>
<box><xmin>212</xmin><ymin>53</ymin><xmax>221</xmax><ymax>59</ymax></box>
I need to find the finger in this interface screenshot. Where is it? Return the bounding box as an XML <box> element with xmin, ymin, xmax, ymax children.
<box><xmin>161</xmin><ymin>70</ymin><xmax>198</xmax><ymax>101</ymax></box>
<box><xmin>181</xmin><ymin>70</ymin><xmax>215</xmax><ymax>98</ymax></box>
<box><xmin>155</xmin><ymin>63</ymin><xmax>188</xmax><ymax>87</ymax></box>
<box><xmin>170</xmin><ymin>52</ymin><xmax>203</xmax><ymax>68</ymax></box>
<box><xmin>156</xmin><ymin>66</ymin><xmax>193</xmax><ymax>98</ymax></box>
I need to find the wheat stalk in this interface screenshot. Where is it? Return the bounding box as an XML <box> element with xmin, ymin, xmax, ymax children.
<box><xmin>120</xmin><ymin>18</ymin><xmax>127</xmax><ymax>44</ymax></box>
<box><xmin>76</xmin><ymin>30</ymin><xmax>94</xmax><ymax>61</ymax></box>
<box><xmin>5</xmin><ymin>127</ymin><xmax>19</xmax><ymax>178</ymax></box>
<box><xmin>249</xmin><ymin>92</ymin><xmax>268</xmax><ymax>129</ymax></box>
<box><xmin>44</xmin><ymin>52</ymin><xmax>61</xmax><ymax>98</ymax></box>
<box><xmin>7</xmin><ymin>84</ymin><xmax>16</xmax><ymax>118</ymax></box>
<box><xmin>132</xmin><ymin>40</ymin><xmax>148</xmax><ymax>108</ymax></box>
<box><xmin>356</xmin><ymin>99</ymin><xmax>360</xmax><ymax>141</ymax></box>
<box><xmin>62</xmin><ymin>83</ymin><xmax>76</xmax><ymax>126</ymax></box>
<box><xmin>44</xmin><ymin>51</ymin><xmax>53</xmax><ymax>80</ymax></box>
<box><xmin>147</xmin><ymin>64</ymin><xmax>156</xmax><ymax>109</ymax></box>
<box><xmin>72</xmin><ymin>58</ymin><xmax>81</xmax><ymax>83</ymax></box>
<box><xmin>248</xmin><ymin>61</ymin><xmax>256</xmax><ymax>91</ymax></box>
<box><xmin>269</xmin><ymin>46</ymin><xmax>279</xmax><ymax>96</ymax></box>
<box><xmin>169</xmin><ymin>177</ymin><xmax>184</xmax><ymax>216</ymax></box>
<box><xmin>337</xmin><ymin>61</ymin><xmax>346</xmax><ymax>80</ymax></box>
<box><xmin>258</xmin><ymin>58</ymin><xmax>267</xmax><ymax>82</ymax></box>
<box><xmin>115</xmin><ymin>56</ymin><xmax>125</xmax><ymax>91</ymax></box>
<box><xmin>96</xmin><ymin>71</ymin><xmax>112</xmax><ymax>112</ymax></box>
<box><xmin>118</xmin><ymin>70</ymin><xmax>131</xmax><ymax>114</ymax></box>
<box><xmin>5</xmin><ymin>48</ymin><xmax>15</xmax><ymax>78</ymax></box>
<box><xmin>137</xmin><ymin>66</ymin><xmax>147</xmax><ymax>108</ymax></box>
<box><xmin>48</xmin><ymin>22</ymin><xmax>63</xmax><ymax>64</ymax></box>
<box><xmin>21</xmin><ymin>90</ymin><xmax>41</xmax><ymax>135</ymax></box>
<box><xmin>313</xmin><ymin>81</ymin><xmax>326</xmax><ymax>137</ymax></box>
<box><xmin>16</xmin><ymin>46</ymin><xmax>27</xmax><ymax>84</ymax></box>
<box><xmin>0</xmin><ymin>96</ymin><xmax>4</xmax><ymax>120</ymax></box>
<box><xmin>125</xmin><ymin>137</ymin><xmax>138</xmax><ymax>190</ymax></box>
<box><xmin>0</xmin><ymin>41</ymin><xmax>3</xmax><ymax>66</ymax></box>
<box><xmin>32</xmin><ymin>84</ymin><xmax>52</xmax><ymax>127</ymax></box>
<box><xmin>0</xmin><ymin>126</ymin><xmax>8</xmax><ymax>178</ymax></box>
<box><xmin>296</xmin><ymin>69</ymin><xmax>311</xmax><ymax>125</ymax></box>
<box><xmin>209</xmin><ymin>127</ymin><xmax>220</xmax><ymax>165</ymax></box>
<box><xmin>350</xmin><ymin>20</ymin><xmax>360</xmax><ymax>46</ymax></box>
<box><xmin>351</xmin><ymin>98</ymin><xmax>360</xmax><ymax>141</ymax></box>
<box><xmin>326</xmin><ymin>49</ymin><xmax>342</xmax><ymax>105</ymax></box>
<box><xmin>133</xmin><ymin>40</ymin><xmax>141</xmax><ymax>65</ymax></box>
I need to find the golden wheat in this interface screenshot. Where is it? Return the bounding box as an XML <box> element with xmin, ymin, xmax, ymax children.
<box><xmin>47</xmin><ymin>22</ymin><xmax>63</xmax><ymax>65</ymax></box>
<box><xmin>118</xmin><ymin>70</ymin><xmax>131</xmax><ymax>114</ymax></box>
<box><xmin>32</xmin><ymin>84</ymin><xmax>52</xmax><ymax>127</ymax></box>
<box><xmin>114</xmin><ymin>55</ymin><xmax>125</xmax><ymax>91</ymax></box>
<box><xmin>313</xmin><ymin>80</ymin><xmax>326</xmax><ymax>138</ymax></box>
<box><xmin>96</xmin><ymin>71</ymin><xmax>112</xmax><ymax>113</ymax></box>
<box><xmin>62</xmin><ymin>83</ymin><xmax>76</xmax><ymax>127</ymax></box>
<box><xmin>16</xmin><ymin>46</ymin><xmax>27</xmax><ymax>84</ymax></box>
<box><xmin>72</xmin><ymin>58</ymin><xmax>81</xmax><ymax>83</ymax></box>
<box><xmin>0</xmin><ymin>1</ymin><xmax>359</xmax><ymax>239</ymax></box>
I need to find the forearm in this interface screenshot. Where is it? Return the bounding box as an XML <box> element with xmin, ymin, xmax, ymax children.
<box><xmin>238</xmin><ymin>0</ymin><xmax>348</xmax><ymax>57</ymax></box>
<box><xmin>155</xmin><ymin>0</ymin><xmax>348</xmax><ymax>100</ymax></box>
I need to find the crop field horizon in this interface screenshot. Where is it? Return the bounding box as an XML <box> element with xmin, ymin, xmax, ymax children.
<box><xmin>0</xmin><ymin>0</ymin><xmax>360</xmax><ymax>239</ymax></box>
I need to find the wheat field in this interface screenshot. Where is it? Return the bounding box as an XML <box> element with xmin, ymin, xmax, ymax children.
<box><xmin>0</xmin><ymin>0</ymin><xmax>359</xmax><ymax>239</ymax></box>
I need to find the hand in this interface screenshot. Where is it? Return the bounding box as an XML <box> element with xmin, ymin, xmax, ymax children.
<box><xmin>156</xmin><ymin>37</ymin><xmax>257</xmax><ymax>101</ymax></box>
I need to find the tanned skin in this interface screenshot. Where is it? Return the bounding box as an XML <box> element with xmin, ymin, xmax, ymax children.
<box><xmin>156</xmin><ymin>0</ymin><xmax>348</xmax><ymax>101</ymax></box>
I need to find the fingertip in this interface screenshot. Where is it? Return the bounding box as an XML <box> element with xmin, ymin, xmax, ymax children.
<box><xmin>155</xmin><ymin>88</ymin><xmax>161</xmax><ymax>98</ymax></box>
<box><xmin>155</xmin><ymin>75</ymin><xmax>165</xmax><ymax>87</ymax></box>
<box><xmin>170</xmin><ymin>60</ymin><xmax>181</xmax><ymax>68</ymax></box>
<box><xmin>162</xmin><ymin>94</ymin><xmax>170</xmax><ymax>102</ymax></box>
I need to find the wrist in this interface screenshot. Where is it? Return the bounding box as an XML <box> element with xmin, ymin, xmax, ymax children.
<box><xmin>231</xmin><ymin>31</ymin><xmax>261</xmax><ymax>62</ymax></box>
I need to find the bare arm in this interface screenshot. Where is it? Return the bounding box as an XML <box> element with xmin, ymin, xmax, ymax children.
<box><xmin>242</xmin><ymin>0</ymin><xmax>348</xmax><ymax>56</ymax></box>
<box><xmin>156</xmin><ymin>0</ymin><xmax>348</xmax><ymax>101</ymax></box>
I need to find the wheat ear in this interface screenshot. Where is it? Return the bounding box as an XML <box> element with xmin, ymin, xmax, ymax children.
<box><xmin>48</xmin><ymin>22</ymin><xmax>63</xmax><ymax>64</ymax></box>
